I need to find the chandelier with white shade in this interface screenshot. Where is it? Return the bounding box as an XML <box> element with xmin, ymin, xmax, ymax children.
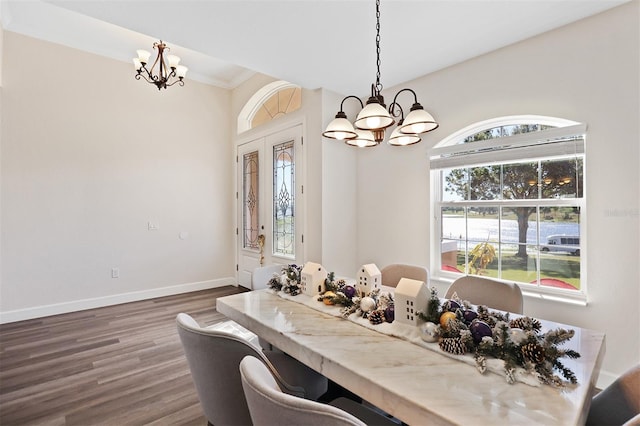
<box><xmin>133</xmin><ymin>40</ymin><xmax>188</xmax><ymax>91</ymax></box>
<box><xmin>323</xmin><ymin>0</ymin><xmax>439</xmax><ymax>147</ymax></box>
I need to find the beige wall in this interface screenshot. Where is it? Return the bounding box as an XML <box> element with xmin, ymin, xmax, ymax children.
<box><xmin>354</xmin><ymin>1</ymin><xmax>639</xmax><ymax>383</ymax></box>
<box><xmin>321</xmin><ymin>89</ymin><xmax>358</xmax><ymax>276</ymax></box>
<box><xmin>0</xmin><ymin>32</ymin><xmax>235</xmax><ymax>319</ymax></box>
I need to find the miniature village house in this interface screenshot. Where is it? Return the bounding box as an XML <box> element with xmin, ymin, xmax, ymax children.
<box><xmin>394</xmin><ymin>278</ymin><xmax>429</xmax><ymax>326</ymax></box>
<box><xmin>356</xmin><ymin>263</ymin><xmax>381</xmax><ymax>295</ymax></box>
<box><xmin>300</xmin><ymin>262</ymin><xmax>327</xmax><ymax>296</ymax></box>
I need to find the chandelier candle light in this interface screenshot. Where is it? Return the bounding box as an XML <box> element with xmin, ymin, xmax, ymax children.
<box><xmin>323</xmin><ymin>0</ymin><xmax>438</xmax><ymax>147</ymax></box>
<box><xmin>133</xmin><ymin>40</ymin><xmax>188</xmax><ymax>90</ymax></box>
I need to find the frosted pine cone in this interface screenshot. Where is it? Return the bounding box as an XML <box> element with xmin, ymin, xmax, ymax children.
<box><xmin>510</xmin><ymin>317</ymin><xmax>542</xmax><ymax>332</ymax></box>
<box><xmin>368</xmin><ymin>310</ymin><xmax>385</xmax><ymax>325</ymax></box>
<box><xmin>439</xmin><ymin>337</ymin><xmax>466</xmax><ymax>355</ymax></box>
<box><xmin>521</xmin><ymin>343</ymin><xmax>545</xmax><ymax>363</ymax></box>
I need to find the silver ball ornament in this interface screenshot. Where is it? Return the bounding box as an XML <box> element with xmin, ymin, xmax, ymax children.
<box><xmin>420</xmin><ymin>321</ymin><xmax>439</xmax><ymax>343</ymax></box>
<box><xmin>360</xmin><ymin>296</ymin><xmax>376</xmax><ymax>312</ymax></box>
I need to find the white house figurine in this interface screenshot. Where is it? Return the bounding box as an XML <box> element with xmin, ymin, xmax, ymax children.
<box><xmin>300</xmin><ymin>262</ymin><xmax>327</xmax><ymax>296</ymax></box>
<box><xmin>356</xmin><ymin>263</ymin><xmax>381</xmax><ymax>295</ymax></box>
<box><xmin>394</xmin><ymin>278</ymin><xmax>429</xmax><ymax>326</ymax></box>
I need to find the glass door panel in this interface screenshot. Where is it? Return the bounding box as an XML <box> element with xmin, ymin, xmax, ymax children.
<box><xmin>243</xmin><ymin>151</ymin><xmax>260</xmax><ymax>250</ymax></box>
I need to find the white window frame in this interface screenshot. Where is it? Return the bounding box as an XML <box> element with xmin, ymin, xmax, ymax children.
<box><xmin>237</xmin><ymin>80</ymin><xmax>301</xmax><ymax>134</ymax></box>
<box><xmin>429</xmin><ymin>116</ymin><xmax>588</xmax><ymax>305</ymax></box>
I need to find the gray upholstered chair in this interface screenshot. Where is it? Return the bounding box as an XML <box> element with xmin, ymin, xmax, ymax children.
<box><xmin>586</xmin><ymin>365</ymin><xmax>640</xmax><ymax>425</ymax></box>
<box><xmin>380</xmin><ymin>264</ymin><xmax>429</xmax><ymax>288</ymax></box>
<box><xmin>240</xmin><ymin>355</ymin><xmax>399</xmax><ymax>426</ymax></box>
<box><xmin>252</xmin><ymin>264</ymin><xmax>283</xmax><ymax>290</ymax></box>
<box><xmin>177</xmin><ymin>313</ymin><xmax>328</xmax><ymax>426</ymax></box>
<box><xmin>445</xmin><ymin>275</ymin><xmax>524</xmax><ymax>314</ymax></box>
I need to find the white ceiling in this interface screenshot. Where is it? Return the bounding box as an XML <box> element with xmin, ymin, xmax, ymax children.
<box><xmin>1</xmin><ymin>0</ymin><xmax>630</xmax><ymax>95</ymax></box>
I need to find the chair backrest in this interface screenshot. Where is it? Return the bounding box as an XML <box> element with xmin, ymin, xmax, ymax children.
<box><xmin>586</xmin><ymin>365</ymin><xmax>640</xmax><ymax>425</ymax></box>
<box><xmin>240</xmin><ymin>356</ymin><xmax>365</xmax><ymax>426</ymax></box>
<box><xmin>380</xmin><ymin>264</ymin><xmax>429</xmax><ymax>288</ymax></box>
<box><xmin>252</xmin><ymin>264</ymin><xmax>283</xmax><ymax>290</ymax></box>
<box><xmin>444</xmin><ymin>275</ymin><xmax>524</xmax><ymax>314</ymax></box>
<box><xmin>177</xmin><ymin>313</ymin><xmax>291</xmax><ymax>426</ymax></box>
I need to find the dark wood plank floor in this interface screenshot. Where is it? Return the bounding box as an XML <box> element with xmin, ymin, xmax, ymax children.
<box><xmin>0</xmin><ymin>286</ymin><xmax>247</xmax><ymax>425</ymax></box>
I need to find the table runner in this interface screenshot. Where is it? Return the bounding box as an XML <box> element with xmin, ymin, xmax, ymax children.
<box><xmin>271</xmin><ymin>289</ymin><xmax>543</xmax><ymax>387</ymax></box>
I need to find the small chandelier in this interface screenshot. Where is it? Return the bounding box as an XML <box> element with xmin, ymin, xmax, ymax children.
<box><xmin>133</xmin><ymin>40</ymin><xmax>188</xmax><ymax>90</ymax></box>
<box><xmin>323</xmin><ymin>0</ymin><xmax>438</xmax><ymax>147</ymax></box>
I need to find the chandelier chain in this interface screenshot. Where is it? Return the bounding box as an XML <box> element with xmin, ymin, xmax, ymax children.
<box><xmin>375</xmin><ymin>0</ymin><xmax>382</xmax><ymax>93</ymax></box>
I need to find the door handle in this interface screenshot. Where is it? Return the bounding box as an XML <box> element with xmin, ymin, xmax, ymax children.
<box><xmin>258</xmin><ymin>234</ymin><xmax>265</xmax><ymax>266</ymax></box>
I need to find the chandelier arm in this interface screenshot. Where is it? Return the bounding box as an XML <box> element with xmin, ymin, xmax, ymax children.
<box><xmin>159</xmin><ymin>44</ymin><xmax>171</xmax><ymax>80</ymax></box>
<box><xmin>388</xmin><ymin>101</ymin><xmax>405</xmax><ymax>121</ymax></box>
<box><xmin>148</xmin><ymin>56</ymin><xmax>162</xmax><ymax>81</ymax></box>
<box><xmin>165</xmin><ymin>78</ymin><xmax>185</xmax><ymax>88</ymax></box>
<box><xmin>339</xmin><ymin>95</ymin><xmax>365</xmax><ymax>112</ymax></box>
<box><xmin>159</xmin><ymin>58</ymin><xmax>167</xmax><ymax>81</ymax></box>
<box><xmin>137</xmin><ymin>63</ymin><xmax>154</xmax><ymax>82</ymax></box>
<box><xmin>135</xmin><ymin>71</ymin><xmax>155</xmax><ymax>84</ymax></box>
<box><xmin>158</xmin><ymin>54</ymin><xmax>175</xmax><ymax>82</ymax></box>
<box><xmin>390</xmin><ymin>88</ymin><xmax>419</xmax><ymax>109</ymax></box>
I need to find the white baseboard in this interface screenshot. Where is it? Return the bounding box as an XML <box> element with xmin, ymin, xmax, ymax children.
<box><xmin>0</xmin><ymin>278</ymin><xmax>237</xmax><ymax>324</ymax></box>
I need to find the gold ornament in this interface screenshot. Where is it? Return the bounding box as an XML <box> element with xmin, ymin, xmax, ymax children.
<box><xmin>323</xmin><ymin>291</ymin><xmax>336</xmax><ymax>305</ymax></box>
<box><xmin>440</xmin><ymin>311</ymin><xmax>457</xmax><ymax>328</ymax></box>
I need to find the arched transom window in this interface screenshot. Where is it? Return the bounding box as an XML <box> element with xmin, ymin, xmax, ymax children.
<box><xmin>238</xmin><ymin>81</ymin><xmax>301</xmax><ymax>134</ymax></box>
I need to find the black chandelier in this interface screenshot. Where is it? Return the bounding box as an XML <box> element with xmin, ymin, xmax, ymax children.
<box><xmin>322</xmin><ymin>0</ymin><xmax>438</xmax><ymax>147</ymax></box>
<box><xmin>133</xmin><ymin>41</ymin><xmax>188</xmax><ymax>91</ymax></box>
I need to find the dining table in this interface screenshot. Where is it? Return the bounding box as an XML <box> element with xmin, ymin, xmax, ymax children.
<box><xmin>216</xmin><ymin>288</ymin><xmax>606</xmax><ymax>425</ymax></box>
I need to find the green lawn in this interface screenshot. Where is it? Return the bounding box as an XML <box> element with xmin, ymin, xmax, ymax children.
<box><xmin>453</xmin><ymin>251</ymin><xmax>581</xmax><ymax>290</ymax></box>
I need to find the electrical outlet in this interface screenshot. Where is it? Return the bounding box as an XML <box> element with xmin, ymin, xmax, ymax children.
<box><xmin>111</xmin><ymin>267</ymin><xmax>120</xmax><ymax>278</ymax></box>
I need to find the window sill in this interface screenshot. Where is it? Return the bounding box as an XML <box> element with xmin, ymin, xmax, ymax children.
<box><xmin>430</xmin><ymin>274</ymin><xmax>588</xmax><ymax>307</ymax></box>
<box><xmin>520</xmin><ymin>289</ymin><xmax>587</xmax><ymax>306</ymax></box>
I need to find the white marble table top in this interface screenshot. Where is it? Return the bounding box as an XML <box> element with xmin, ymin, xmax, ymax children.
<box><xmin>217</xmin><ymin>289</ymin><xmax>605</xmax><ymax>425</ymax></box>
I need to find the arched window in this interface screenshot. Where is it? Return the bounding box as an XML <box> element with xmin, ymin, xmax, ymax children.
<box><xmin>430</xmin><ymin>115</ymin><xmax>586</xmax><ymax>302</ymax></box>
<box><xmin>237</xmin><ymin>81</ymin><xmax>301</xmax><ymax>134</ymax></box>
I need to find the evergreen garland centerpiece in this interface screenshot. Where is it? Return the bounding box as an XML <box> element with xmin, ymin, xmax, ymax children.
<box><xmin>267</xmin><ymin>264</ymin><xmax>302</xmax><ymax>295</ymax></box>
<box><xmin>418</xmin><ymin>288</ymin><xmax>580</xmax><ymax>387</ymax></box>
<box><xmin>267</xmin><ymin>265</ymin><xmax>580</xmax><ymax>387</ymax></box>
<box><xmin>315</xmin><ymin>273</ymin><xmax>395</xmax><ymax>323</ymax></box>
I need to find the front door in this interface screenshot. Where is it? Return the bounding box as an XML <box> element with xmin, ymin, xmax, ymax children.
<box><xmin>236</xmin><ymin>125</ymin><xmax>303</xmax><ymax>288</ymax></box>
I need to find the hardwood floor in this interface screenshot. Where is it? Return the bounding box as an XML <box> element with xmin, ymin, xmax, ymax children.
<box><xmin>0</xmin><ymin>286</ymin><xmax>247</xmax><ymax>425</ymax></box>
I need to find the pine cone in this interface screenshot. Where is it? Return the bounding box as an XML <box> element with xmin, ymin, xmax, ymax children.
<box><xmin>369</xmin><ymin>310</ymin><xmax>385</xmax><ymax>325</ymax></box>
<box><xmin>439</xmin><ymin>337</ymin><xmax>466</xmax><ymax>355</ymax></box>
<box><xmin>510</xmin><ymin>317</ymin><xmax>542</xmax><ymax>332</ymax></box>
<box><xmin>521</xmin><ymin>343</ymin><xmax>545</xmax><ymax>363</ymax></box>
